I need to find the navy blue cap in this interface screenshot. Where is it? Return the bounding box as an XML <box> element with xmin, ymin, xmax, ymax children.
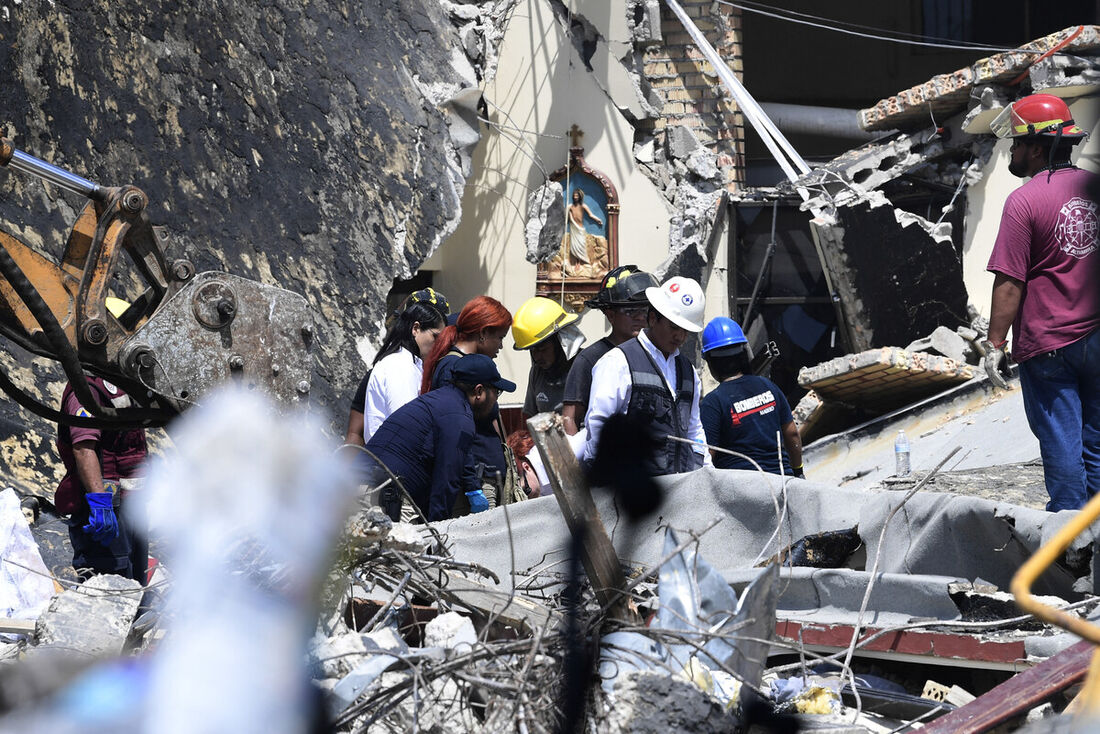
<box><xmin>452</xmin><ymin>354</ymin><xmax>516</xmax><ymax>392</ymax></box>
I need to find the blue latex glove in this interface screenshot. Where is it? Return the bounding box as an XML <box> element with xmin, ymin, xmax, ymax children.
<box><xmin>465</xmin><ymin>489</ymin><xmax>490</xmax><ymax>514</ymax></box>
<box><xmin>83</xmin><ymin>492</ymin><xmax>119</xmax><ymax>544</ymax></box>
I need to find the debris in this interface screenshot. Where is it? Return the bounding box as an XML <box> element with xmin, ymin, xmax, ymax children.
<box><xmin>423</xmin><ymin>611</ymin><xmax>476</xmax><ymax>652</ymax></box>
<box><xmin>0</xmin><ymin>488</ymin><xmax>55</xmax><ymax>631</ymax></box>
<box><xmin>799</xmin><ymin>346</ymin><xmax>974</xmax><ymax>415</ymax></box>
<box><xmin>524</xmin><ymin>179</ymin><xmax>566</xmax><ymax>265</ymax></box>
<box><xmin>919</xmin><ymin>640</ymin><xmax>1094</xmax><ymax>733</ymax></box>
<box><xmin>527</xmin><ymin>411</ymin><xmax>636</xmax><ymax>621</ymax></box>
<box><xmin>33</xmin><ymin>574</ymin><xmax>142</xmax><ymax>658</ymax></box>
<box><xmin>923</xmin><ymin>679</ymin><xmax>976</xmax><ymax>707</ymax></box>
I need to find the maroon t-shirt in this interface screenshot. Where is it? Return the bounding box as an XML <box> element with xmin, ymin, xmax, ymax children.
<box><xmin>55</xmin><ymin>377</ymin><xmax>148</xmax><ymax>514</ymax></box>
<box><xmin>987</xmin><ymin>167</ymin><xmax>1100</xmax><ymax>362</ymax></box>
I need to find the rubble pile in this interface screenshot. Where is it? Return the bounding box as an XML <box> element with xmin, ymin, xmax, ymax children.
<box><xmin>0</xmin><ymin>475</ymin><xmax>1096</xmax><ymax>732</ymax></box>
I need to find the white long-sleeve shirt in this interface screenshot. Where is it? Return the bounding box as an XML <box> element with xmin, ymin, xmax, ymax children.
<box><xmin>363</xmin><ymin>347</ymin><xmax>423</xmax><ymax>441</ymax></box>
<box><xmin>582</xmin><ymin>329</ymin><xmax>709</xmax><ymax>465</ymax></box>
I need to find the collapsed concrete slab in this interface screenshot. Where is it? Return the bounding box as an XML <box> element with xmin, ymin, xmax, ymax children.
<box><xmin>34</xmin><ymin>575</ymin><xmax>143</xmax><ymax>658</ymax></box>
<box><xmin>439</xmin><ymin>467</ymin><xmax>1091</xmax><ymax>664</ymax></box>
<box><xmin>858</xmin><ymin>26</ymin><xmax>1100</xmax><ymax>132</ymax></box>
<box><xmin>797</xmin><ymin>347</ymin><xmax>973</xmax><ymax>414</ymax></box>
<box><xmin>802</xmin><ymin>373</ymin><xmax>1040</xmax><ymax>490</ymax></box>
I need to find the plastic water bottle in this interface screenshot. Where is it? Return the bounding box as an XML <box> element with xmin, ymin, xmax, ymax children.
<box><xmin>894</xmin><ymin>430</ymin><xmax>911</xmax><ymax>477</ymax></box>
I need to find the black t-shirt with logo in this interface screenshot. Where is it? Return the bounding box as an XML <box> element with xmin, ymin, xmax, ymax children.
<box><xmin>700</xmin><ymin>375</ymin><xmax>793</xmax><ymax>474</ymax></box>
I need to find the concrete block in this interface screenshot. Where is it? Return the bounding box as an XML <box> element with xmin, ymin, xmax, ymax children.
<box><xmin>685</xmin><ymin>147</ymin><xmax>719</xmax><ymax>179</ymax></box>
<box><xmin>930</xmin><ymin>325</ymin><xmax>976</xmax><ymax>364</ymax></box>
<box><xmin>310</xmin><ymin>631</ymin><xmax>368</xmax><ymax>680</ymax></box>
<box><xmin>423</xmin><ymin>611</ymin><xmax>476</xmax><ymax>652</ymax></box>
<box><xmin>384</xmin><ymin>522</ymin><xmax>428</xmax><ymax>553</ymax></box>
<box><xmin>665</xmin><ymin>124</ymin><xmax>702</xmax><ymax>160</ymax></box>
<box><xmin>1029</xmin><ymin>53</ymin><xmax>1100</xmax><ymax>97</ymax></box>
<box><xmin>627</xmin><ymin>0</ymin><xmax>662</xmax><ymax>45</ymax></box>
<box><xmin>798</xmin><ymin>347</ymin><xmax>973</xmax><ymax>414</ymax></box>
<box><xmin>600</xmin><ymin>671</ymin><xmax>738</xmax><ymax>733</ymax></box>
<box><xmin>35</xmin><ymin>574</ymin><xmax>142</xmax><ymax>657</ymax></box>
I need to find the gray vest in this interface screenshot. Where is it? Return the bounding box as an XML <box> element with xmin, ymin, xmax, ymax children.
<box><xmin>619</xmin><ymin>337</ymin><xmax>697</xmax><ymax>475</ymax></box>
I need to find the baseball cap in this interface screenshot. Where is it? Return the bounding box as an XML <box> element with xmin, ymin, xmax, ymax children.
<box><xmin>452</xmin><ymin>354</ymin><xmax>516</xmax><ymax>392</ymax></box>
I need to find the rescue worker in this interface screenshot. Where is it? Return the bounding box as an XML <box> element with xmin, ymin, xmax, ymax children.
<box><xmin>55</xmin><ymin>297</ymin><xmax>149</xmax><ymax>583</ymax></box>
<box><xmin>985</xmin><ymin>93</ymin><xmax>1099</xmax><ymax>511</ymax></box>
<box><xmin>699</xmin><ymin>317</ymin><xmax>803</xmax><ymax>477</ymax></box>
<box><xmin>511</xmin><ymin>296</ymin><xmax>586</xmax><ymax>419</ymax></box>
<box><xmin>421</xmin><ymin>296</ymin><xmax>514</xmax><ymax>503</ymax></box>
<box><xmin>583</xmin><ymin>276</ymin><xmax>709</xmax><ymax>475</ymax></box>
<box><xmin>562</xmin><ymin>265</ymin><xmax>657</xmax><ymax>434</ymax></box>
<box><xmin>344</xmin><ymin>288</ymin><xmax>449</xmax><ymax>445</ymax></box>
<box><xmin>365</xmin><ymin>354</ymin><xmax>516</xmax><ymax>521</ymax></box>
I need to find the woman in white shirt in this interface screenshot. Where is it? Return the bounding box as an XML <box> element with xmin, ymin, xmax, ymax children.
<box><xmin>355</xmin><ymin>290</ymin><xmax>448</xmax><ymax>443</ymax></box>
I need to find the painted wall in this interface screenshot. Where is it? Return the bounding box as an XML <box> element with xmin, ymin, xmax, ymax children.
<box><xmin>961</xmin><ymin>95</ymin><xmax>1100</xmax><ymax>320</ymax></box>
<box><xmin>429</xmin><ymin>0</ymin><xmax>695</xmax><ymax>408</ymax></box>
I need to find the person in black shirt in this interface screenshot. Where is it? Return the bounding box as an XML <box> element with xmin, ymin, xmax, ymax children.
<box><xmin>699</xmin><ymin>317</ymin><xmax>804</xmax><ymax>478</ymax></box>
<box><xmin>561</xmin><ymin>265</ymin><xmax>656</xmax><ymax>434</ymax></box>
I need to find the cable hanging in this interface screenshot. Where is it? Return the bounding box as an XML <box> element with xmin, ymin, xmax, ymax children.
<box><xmin>714</xmin><ymin>0</ymin><xmax>1033</xmax><ymax>53</ymax></box>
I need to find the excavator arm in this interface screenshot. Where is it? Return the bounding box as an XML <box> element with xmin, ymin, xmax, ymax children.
<box><xmin>0</xmin><ymin>138</ymin><xmax>314</xmax><ymax>427</ymax></box>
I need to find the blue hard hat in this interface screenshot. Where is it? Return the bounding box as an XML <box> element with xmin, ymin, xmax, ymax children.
<box><xmin>701</xmin><ymin>317</ymin><xmax>748</xmax><ymax>354</ymax></box>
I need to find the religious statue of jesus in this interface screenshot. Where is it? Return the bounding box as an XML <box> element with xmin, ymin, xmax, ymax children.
<box><xmin>567</xmin><ymin>188</ymin><xmax>603</xmax><ymax>267</ymax></box>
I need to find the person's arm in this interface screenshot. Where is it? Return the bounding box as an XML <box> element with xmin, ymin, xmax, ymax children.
<box><xmin>381</xmin><ymin>352</ymin><xmax>421</xmax><ymax>417</ymax></box>
<box><xmin>429</xmin><ymin>412</ymin><xmax>476</xmax><ymax>521</ymax></box>
<box><xmin>345</xmin><ymin>372</ymin><xmax>370</xmax><ymax>445</ymax></box>
<box><xmin>582</xmin><ymin>351</ymin><xmax>630</xmax><ymax>461</ymax></box>
<box><xmin>344</xmin><ymin>411</ymin><xmax>365</xmax><ymax>447</ymax></box>
<box><xmin>687</xmin><ymin>369</ymin><xmax>710</xmax><ymax>468</ymax></box>
<box><xmin>523</xmin><ymin>365</ymin><xmax>537</xmax><ymax>421</ymax></box>
<box><xmin>72</xmin><ymin>440</ymin><xmax>105</xmax><ymax>494</ymax></box>
<box><xmin>561</xmin><ymin>403</ymin><xmax>583</xmax><ymax>435</ymax></box>
<box><xmin>988</xmin><ymin>272</ymin><xmax>1025</xmax><ymax>347</ymax></box>
<box><xmin>782</xmin><ymin>421</ymin><xmax>803</xmax><ymax>476</ymax></box>
<box><xmin>699</xmin><ymin>392</ymin><xmax>720</xmax><ymax>463</ymax></box>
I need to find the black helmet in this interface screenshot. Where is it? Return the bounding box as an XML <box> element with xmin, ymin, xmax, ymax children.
<box><xmin>586</xmin><ymin>265</ymin><xmax>658</xmax><ymax>310</ymax></box>
<box><xmin>405</xmin><ymin>287</ymin><xmax>450</xmax><ymax>317</ymax></box>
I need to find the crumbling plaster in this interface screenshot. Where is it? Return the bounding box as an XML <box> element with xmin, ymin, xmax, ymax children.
<box><xmin>432</xmin><ymin>0</ymin><xmax>730</xmax><ymax>405</ymax></box>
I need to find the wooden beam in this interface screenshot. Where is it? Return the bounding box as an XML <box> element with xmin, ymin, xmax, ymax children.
<box><xmin>920</xmin><ymin>639</ymin><xmax>1094</xmax><ymax>733</ymax></box>
<box><xmin>527</xmin><ymin>412</ymin><xmax>636</xmax><ymax>622</ymax></box>
<box><xmin>0</xmin><ymin>619</ymin><xmax>36</xmax><ymax>635</ymax></box>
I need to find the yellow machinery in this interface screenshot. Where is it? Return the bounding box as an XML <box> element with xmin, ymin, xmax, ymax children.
<box><xmin>1012</xmin><ymin>492</ymin><xmax>1100</xmax><ymax>715</ymax></box>
<box><xmin>0</xmin><ymin>138</ymin><xmax>313</xmax><ymax>427</ymax></box>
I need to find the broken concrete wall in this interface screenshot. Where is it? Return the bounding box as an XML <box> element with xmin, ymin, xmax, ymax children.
<box><xmin>810</xmin><ymin>194</ymin><xmax>971</xmax><ymax>351</ymax></box>
<box><xmin>434</xmin><ymin>0</ymin><xmax>744</xmax><ymax>401</ymax></box>
<box><xmin>0</xmin><ymin>0</ymin><xmax>512</xmax><ymax>489</ymax></box>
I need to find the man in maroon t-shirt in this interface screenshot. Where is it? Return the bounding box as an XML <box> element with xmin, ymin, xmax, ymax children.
<box><xmin>56</xmin><ymin>376</ymin><xmax>149</xmax><ymax>582</ymax></box>
<box><xmin>985</xmin><ymin>94</ymin><xmax>1099</xmax><ymax>512</ymax></box>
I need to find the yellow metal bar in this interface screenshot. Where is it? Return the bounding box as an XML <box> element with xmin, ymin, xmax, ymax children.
<box><xmin>1011</xmin><ymin>490</ymin><xmax>1100</xmax><ymax>644</ymax></box>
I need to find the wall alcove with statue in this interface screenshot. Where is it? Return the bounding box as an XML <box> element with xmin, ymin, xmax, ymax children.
<box><xmin>536</xmin><ymin>127</ymin><xmax>619</xmax><ymax>312</ymax></box>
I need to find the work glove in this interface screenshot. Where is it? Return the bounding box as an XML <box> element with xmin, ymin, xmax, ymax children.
<box><xmin>83</xmin><ymin>491</ymin><xmax>119</xmax><ymax>544</ymax></box>
<box><xmin>792</xmin><ymin>465</ymin><xmax>805</xmax><ymax>479</ymax></box>
<box><xmin>980</xmin><ymin>340</ymin><xmax>1011</xmax><ymax>390</ymax></box>
<box><xmin>465</xmin><ymin>489</ymin><xmax>490</xmax><ymax>514</ymax></box>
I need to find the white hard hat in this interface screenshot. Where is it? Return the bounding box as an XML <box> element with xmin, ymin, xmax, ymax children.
<box><xmin>645</xmin><ymin>276</ymin><xmax>705</xmax><ymax>332</ymax></box>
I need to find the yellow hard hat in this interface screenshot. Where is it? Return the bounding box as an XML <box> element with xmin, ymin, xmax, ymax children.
<box><xmin>511</xmin><ymin>297</ymin><xmax>579</xmax><ymax>350</ymax></box>
<box><xmin>105</xmin><ymin>297</ymin><xmax>131</xmax><ymax>320</ymax></box>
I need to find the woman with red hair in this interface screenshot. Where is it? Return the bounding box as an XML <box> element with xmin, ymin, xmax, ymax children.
<box><xmin>421</xmin><ymin>296</ymin><xmax>513</xmax><ymax>506</ymax></box>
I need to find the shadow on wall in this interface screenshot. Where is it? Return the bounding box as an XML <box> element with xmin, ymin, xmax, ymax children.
<box><xmin>433</xmin><ymin>0</ymin><xmax>641</xmax><ymax>307</ymax></box>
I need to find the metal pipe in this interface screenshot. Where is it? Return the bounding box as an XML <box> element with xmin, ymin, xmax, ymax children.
<box><xmin>758</xmin><ymin>103</ymin><xmax>890</xmax><ymax>142</ymax></box>
<box><xmin>4</xmin><ymin>144</ymin><xmax>103</xmax><ymax>200</ymax></box>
